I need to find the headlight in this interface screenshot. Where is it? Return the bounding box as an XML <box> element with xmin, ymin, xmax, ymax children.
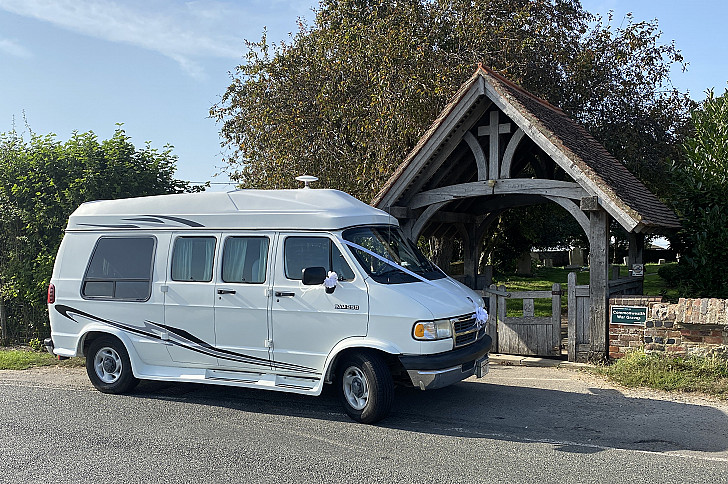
<box><xmin>412</xmin><ymin>320</ymin><xmax>452</xmax><ymax>340</ymax></box>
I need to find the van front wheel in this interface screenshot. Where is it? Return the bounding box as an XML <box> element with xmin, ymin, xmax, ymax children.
<box><xmin>337</xmin><ymin>352</ymin><xmax>393</xmax><ymax>424</ymax></box>
<box><xmin>86</xmin><ymin>336</ymin><xmax>139</xmax><ymax>394</ymax></box>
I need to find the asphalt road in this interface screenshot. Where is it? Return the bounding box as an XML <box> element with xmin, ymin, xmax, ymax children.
<box><xmin>1</xmin><ymin>365</ymin><xmax>727</xmax><ymax>483</ymax></box>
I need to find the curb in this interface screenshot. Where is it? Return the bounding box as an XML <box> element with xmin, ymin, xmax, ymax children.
<box><xmin>489</xmin><ymin>353</ymin><xmax>592</xmax><ymax>369</ymax></box>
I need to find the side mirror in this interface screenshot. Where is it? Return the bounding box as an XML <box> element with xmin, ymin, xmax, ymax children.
<box><xmin>302</xmin><ymin>266</ymin><xmax>326</xmax><ymax>286</ymax></box>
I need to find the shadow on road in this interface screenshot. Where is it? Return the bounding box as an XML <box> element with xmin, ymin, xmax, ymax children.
<box><xmin>127</xmin><ymin>371</ymin><xmax>728</xmax><ymax>456</ymax></box>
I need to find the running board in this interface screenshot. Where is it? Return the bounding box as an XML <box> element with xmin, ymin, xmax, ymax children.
<box><xmin>205</xmin><ymin>369</ymin><xmax>320</xmax><ymax>392</ymax></box>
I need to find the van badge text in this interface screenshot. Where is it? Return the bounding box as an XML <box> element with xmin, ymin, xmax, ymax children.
<box><xmin>335</xmin><ymin>304</ymin><xmax>359</xmax><ymax>311</ymax></box>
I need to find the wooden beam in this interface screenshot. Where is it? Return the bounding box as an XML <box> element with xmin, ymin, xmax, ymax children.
<box><xmin>480</xmin><ymin>81</ymin><xmax>640</xmax><ymax>232</ymax></box>
<box><xmin>464</xmin><ymin>132</ymin><xmax>488</xmax><ymax>181</ymax></box>
<box><xmin>408</xmin><ymin>179</ymin><xmax>587</xmax><ymax>209</ymax></box>
<box><xmin>477</xmin><ymin>110</ymin><xmax>511</xmax><ymax>179</ymax></box>
<box><xmin>544</xmin><ymin>195</ymin><xmax>590</xmax><ymax>240</ymax></box>
<box><xmin>500</xmin><ymin>128</ymin><xmax>525</xmax><ymax>179</ymax></box>
<box><xmin>580</xmin><ymin>196</ymin><xmax>600</xmax><ymax>212</ymax></box>
<box><xmin>411</xmin><ymin>201</ymin><xmax>449</xmax><ymax>240</ymax></box>
<box><xmin>377</xmin><ymin>81</ymin><xmax>489</xmax><ymax>208</ymax></box>
<box><xmin>588</xmin><ymin>208</ymin><xmax>609</xmax><ymax>359</ymax></box>
<box><xmin>385</xmin><ymin>206</ymin><xmax>410</xmax><ymax>219</ymax></box>
<box><xmin>395</xmin><ymin>96</ymin><xmax>494</xmax><ymax>207</ymax></box>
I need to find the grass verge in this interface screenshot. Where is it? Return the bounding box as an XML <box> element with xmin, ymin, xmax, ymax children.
<box><xmin>0</xmin><ymin>349</ymin><xmax>84</xmax><ymax>370</ymax></box>
<box><xmin>594</xmin><ymin>349</ymin><xmax>728</xmax><ymax>398</ymax></box>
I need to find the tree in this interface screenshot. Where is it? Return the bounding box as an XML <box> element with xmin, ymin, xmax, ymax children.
<box><xmin>211</xmin><ymin>0</ymin><xmax>693</xmax><ymax>202</ymax></box>
<box><xmin>0</xmin><ymin>127</ymin><xmax>195</xmax><ymax>342</ymax></box>
<box><xmin>668</xmin><ymin>89</ymin><xmax>728</xmax><ymax>297</ymax></box>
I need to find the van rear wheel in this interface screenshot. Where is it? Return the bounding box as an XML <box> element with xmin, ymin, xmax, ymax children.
<box><xmin>86</xmin><ymin>336</ymin><xmax>139</xmax><ymax>394</ymax></box>
<box><xmin>337</xmin><ymin>352</ymin><xmax>393</xmax><ymax>424</ymax></box>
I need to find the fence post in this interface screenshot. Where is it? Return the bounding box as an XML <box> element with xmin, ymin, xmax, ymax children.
<box><xmin>552</xmin><ymin>283</ymin><xmax>561</xmax><ymax>356</ymax></box>
<box><xmin>567</xmin><ymin>272</ymin><xmax>576</xmax><ymax>362</ymax></box>
<box><xmin>497</xmin><ymin>285</ymin><xmax>507</xmax><ymax>355</ymax></box>
<box><xmin>487</xmin><ymin>284</ymin><xmax>498</xmax><ymax>352</ymax></box>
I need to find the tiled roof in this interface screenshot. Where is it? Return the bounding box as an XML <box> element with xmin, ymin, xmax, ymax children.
<box><xmin>373</xmin><ymin>67</ymin><xmax>680</xmax><ymax>231</ymax></box>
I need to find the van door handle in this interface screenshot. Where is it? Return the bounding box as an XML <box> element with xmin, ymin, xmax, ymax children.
<box><xmin>275</xmin><ymin>291</ymin><xmax>295</xmax><ymax>297</ymax></box>
<box><xmin>217</xmin><ymin>289</ymin><xmax>236</xmax><ymax>295</ymax></box>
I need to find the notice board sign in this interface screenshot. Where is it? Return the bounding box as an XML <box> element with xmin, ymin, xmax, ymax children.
<box><xmin>610</xmin><ymin>306</ymin><xmax>648</xmax><ymax>325</ymax></box>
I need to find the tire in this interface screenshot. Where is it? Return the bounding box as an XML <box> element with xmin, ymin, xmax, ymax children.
<box><xmin>86</xmin><ymin>336</ymin><xmax>139</xmax><ymax>394</ymax></box>
<box><xmin>337</xmin><ymin>351</ymin><xmax>394</xmax><ymax>424</ymax></box>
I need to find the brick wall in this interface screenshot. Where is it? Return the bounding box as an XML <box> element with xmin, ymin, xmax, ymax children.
<box><xmin>609</xmin><ymin>296</ymin><xmax>662</xmax><ymax>359</ymax></box>
<box><xmin>609</xmin><ymin>297</ymin><xmax>728</xmax><ymax>359</ymax></box>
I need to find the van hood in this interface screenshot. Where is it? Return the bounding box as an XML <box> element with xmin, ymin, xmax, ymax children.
<box><xmin>386</xmin><ymin>277</ymin><xmax>482</xmax><ymax>320</ymax></box>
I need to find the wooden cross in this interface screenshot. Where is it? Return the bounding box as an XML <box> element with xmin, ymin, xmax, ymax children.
<box><xmin>477</xmin><ymin>110</ymin><xmax>511</xmax><ymax>179</ymax></box>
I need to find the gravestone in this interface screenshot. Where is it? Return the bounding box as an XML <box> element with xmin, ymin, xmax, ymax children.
<box><xmin>517</xmin><ymin>252</ymin><xmax>532</xmax><ymax>274</ymax></box>
<box><xmin>569</xmin><ymin>247</ymin><xmax>584</xmax><ymax>267</ymax></box>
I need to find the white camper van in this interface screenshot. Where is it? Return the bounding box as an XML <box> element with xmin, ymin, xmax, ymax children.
<box><xmin>46</xmin><ymin>187</ymin><xmax>491</xmax><ymax>423</ymax></box>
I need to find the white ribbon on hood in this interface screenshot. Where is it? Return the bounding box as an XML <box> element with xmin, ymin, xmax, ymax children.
<box><xmin>340</xmin><ymin>239</ymin><xmax>488</xmax><ymax>320</ymax></box>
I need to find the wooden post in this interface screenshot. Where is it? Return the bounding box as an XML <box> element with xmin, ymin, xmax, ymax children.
<box><xmin>552</xmin><ymin>283</ymin><xmax>562</xmax><ymax>356</ymax></box>
<box><xmin>628</xmin><ymin>232</ymin><xmax>645</xmax><ymax>294</ymax></box>
<box><xmin>611</xmin><ymin>265</ymin><xmax>620</xmax><ymax>281</ymax></box>
<box><xmin>487</xmin><ymin>284</ymin><xmax>498</xmax><ymax>351</ymax></box>
<box><xmin>497</xmin><ymin>284</ymin><xmax>507</xmax><ymax>353</ymax></box>
<box><xmin>588</xmin><ymin>208</ymin><xmax>610</xmax><ymax>359</ymax></box>
<box><xmin>567</xmin><ymin>272</ymin><xmax>576</xmax><ymax>362</ymax></box>
<box><xmin>462</xmin><ymin>225</ymin><xmax>477</xmax><ymax>289</ymax></box>
<box><xmin>628</xmin><ymin>232</ymin><xmax>644</xmax><ymax>267</ymax></box>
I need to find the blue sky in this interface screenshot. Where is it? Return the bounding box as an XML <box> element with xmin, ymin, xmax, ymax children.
<box><xmin>1</xmin><ymin>0</ymin><xmax>726</xmax><ymax>190</ymax></box>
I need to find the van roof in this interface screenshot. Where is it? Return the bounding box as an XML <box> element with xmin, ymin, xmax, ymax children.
<box><xmin>66</xmin><ymin>189</ymin><xmax>397</xmax><ymax>231</ymax></box>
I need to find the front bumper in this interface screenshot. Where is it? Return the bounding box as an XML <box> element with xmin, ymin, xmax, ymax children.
<box><xmin>399</xmin><ymin>334</ymin><xmax>492</xmax><ymax>390</ymax></box>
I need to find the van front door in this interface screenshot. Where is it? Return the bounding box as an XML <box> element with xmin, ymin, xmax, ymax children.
<box><xmin>214</xmin><ymin>233</ymin><xmax>274</xmax><ymax>371</ymax></box>
<box><xmin>270</xmin><ymin>234</ymin><xmax>368</xmax><ymax>377</ymax></box>
<box><xmin>164</xmin><ymin>234</ymin><xmax>219</xmax><ymax>366</ymax></box>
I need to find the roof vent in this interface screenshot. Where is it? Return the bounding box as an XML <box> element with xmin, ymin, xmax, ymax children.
<box><xmin>295</xmin><ymin>175</ymin><xmax>318</xmax><ymax>189</ymax></box>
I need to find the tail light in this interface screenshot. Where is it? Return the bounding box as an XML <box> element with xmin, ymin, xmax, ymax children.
<box><xmin>47</xmin><ymin>283</ymin><xmax>56</xmax><ymax>304</ymax></box>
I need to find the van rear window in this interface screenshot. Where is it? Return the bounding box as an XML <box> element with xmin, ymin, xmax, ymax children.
<box><xmin>82</xmin><ymin>237</ymin><xmax>155</xmax><ymax>301</ymax></box>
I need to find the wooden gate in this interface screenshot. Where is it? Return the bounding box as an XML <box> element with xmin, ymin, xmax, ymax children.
<box><xmin>567</xmin><ymin>272</ymin><xmax>590</xmax><ymax>361</ymax></box>
<box><xmin>482</xmin><ymin>284</ymin><xmax>562</xmax><ymax>356</ymax></box>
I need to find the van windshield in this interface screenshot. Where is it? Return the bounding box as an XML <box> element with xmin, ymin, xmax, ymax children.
<box><xmin>342</xmin><ymin>226</ymin><xmax>446</xmax><ymax>284</ymax></box>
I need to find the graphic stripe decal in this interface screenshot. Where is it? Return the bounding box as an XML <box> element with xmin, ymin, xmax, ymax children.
<box><xmin>54</xmin><ymin>304</ymin><xmax>318</xmax><ymax>374</ymax></box>
<box><xmin>145</xmin><ymin>215</ymin><xmax>205</xmax><ymax>227</ymax></box>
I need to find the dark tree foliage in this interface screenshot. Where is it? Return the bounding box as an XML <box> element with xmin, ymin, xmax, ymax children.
<box><xmin>212</xmin><ymin>0</ymin><xmax>693</xmax><ymax>202</ymax></box>
<box><xmin>668</xmin><ymin>89</ymin><xmax>728</xmax><ymax>298</ymax></box>
<box><xmin>0</xmin><ymin>127</ymin><xmax>195</xmax><ymax>341</ymax></box>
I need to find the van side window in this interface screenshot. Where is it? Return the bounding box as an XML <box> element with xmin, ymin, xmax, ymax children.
<box><xmin>82</xmin><ymin>237</ymin><xmax>155</xmax><ymax>301</ymax></box>
<box><xmin>284</xmin><ymin>237</ymin><xmax>355</xmax><ymax>281</ymax></box>
<box><xmin>222</xmin><ymin>237</ymin><xmax>269</xmax><ymax>284</ymax></box>
<box><xmin>171</xmin><ymin>237</ymin><xmax>216</xmax><ymax>282</ymax></box>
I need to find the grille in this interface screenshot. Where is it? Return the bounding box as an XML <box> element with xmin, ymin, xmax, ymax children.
<box><xmin>452</xmin><ymin>314</ymin><xmax>477</xmax><ymax>333</ymax></box>
<box><xmin>455</xmin><ymin>331</ymin><xmax>477</xmax><ymax>347</ymax></box>
<box><xmin>451</xmin><ymin>312</ymin><xmax>479</xmax><ymax>348</ymax></box>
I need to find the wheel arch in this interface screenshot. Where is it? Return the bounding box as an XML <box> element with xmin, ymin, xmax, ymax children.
<box><xmin>76</xmin><ymin>326</ymin><xmax>141</xmax><ymax>377</ymax></box>
<box><xmin>323</xmin><ymin>338</ymin><xmax>407</xmax><ymax>385</ymax></box>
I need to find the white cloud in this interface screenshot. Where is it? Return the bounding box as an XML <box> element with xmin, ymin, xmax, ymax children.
<box><xmin>0</xmin><ymin>0</ymin><xmax>247</xmax><ymax>77</ymax></box>
<box><xmin>0</xmin><ymin>37</ymin><xmax>31</xmax><ymax>57</ymax></box>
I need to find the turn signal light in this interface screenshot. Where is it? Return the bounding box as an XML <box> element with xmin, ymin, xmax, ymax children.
<box><xmin>47</xmin><ymin>283</ymin><xmax>55</xmax><ymax>304</ymax></box>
